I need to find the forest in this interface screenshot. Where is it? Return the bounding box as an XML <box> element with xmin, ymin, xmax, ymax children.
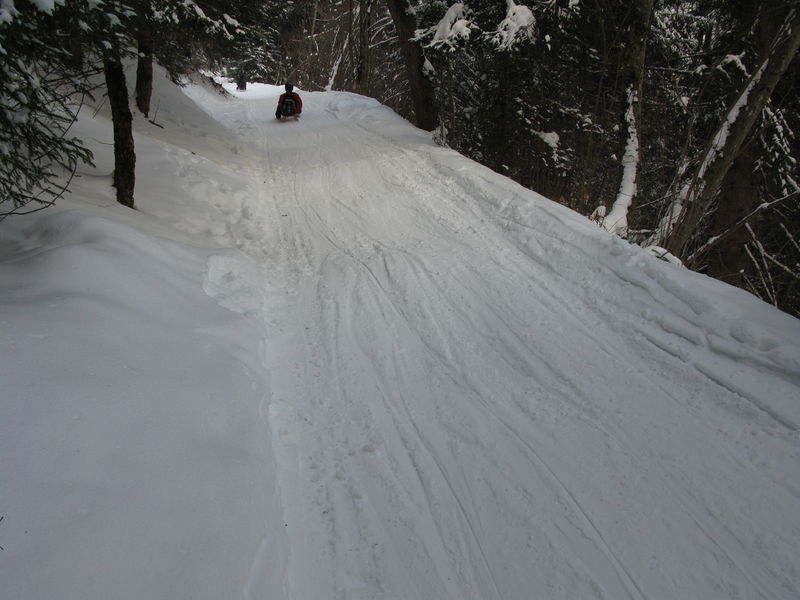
<box><xmin>2</xmin><ymin>0</ymin><xmax>798</xmax><ymax>316</ymax></box>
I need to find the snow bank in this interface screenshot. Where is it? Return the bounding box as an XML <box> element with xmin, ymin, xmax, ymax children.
<box><xmin>0</xmin><ymin>67</ymin><xmax>288</xmax><ymax>600</ymax></box>
<box><xmin>0</xmin><ymin>208</ymin><xmax>285</xmax><ymax>600</ymax></box>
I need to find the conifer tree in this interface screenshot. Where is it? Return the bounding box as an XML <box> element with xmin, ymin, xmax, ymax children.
<box><xmin>0</xmin><ymin>1</ymin><xmax>95</xmax><ymax>218</ymax></box>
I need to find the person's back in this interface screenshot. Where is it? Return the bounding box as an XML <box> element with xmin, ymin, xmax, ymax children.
<box><xmin>276</xmin><ymin>83</ymin><xmax>302</xmax><ymax>119</ymax></box>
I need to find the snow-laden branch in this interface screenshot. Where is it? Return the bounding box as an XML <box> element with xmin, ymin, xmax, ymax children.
<box><xmin>491</xmin><ymin>0</ymin><xmax>535</xmax><ymax>50</ymax></box>
<box><xmin>423</xmin><ymin>2</ymin><xmax>471</xmax><ymax>49</ymax></box>
<box><xmin>0</xmin><ymin>0</ymin><xmax>19</xmax><ymax>24</ymax></box>
<box><xmin>0</xmin><ymin>0</ymin><xmax>58</xmax><ymax>21</ymax></box>
<box><xmin>28</xmin><ymin>0</ymin><xmax>56</xmax><ymax>14</ymax></box>
<box><xmin>420</xmin><ymin>1</ymin><xmax>535</xmax><ymax>50</ymax></box>
<box><xmin>686</xmin><ymin>190</ymin><xmax>800</xmax><ymax>264</ymax></box>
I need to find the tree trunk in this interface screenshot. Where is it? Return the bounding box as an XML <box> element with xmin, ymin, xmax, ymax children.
<box><xmin>602</xmin><ymin>0</ymin><xmax>654</xmax><ymax>236</ymax></box>
<box><xmin>705</xmin><ymin>148</ymin><xmax>758</xmax><ymax>286</ymax></box>
<box><xmin>348</xmin><ymin>0</ymin><xmax>355</xmax><ymax>85</ymax></box>
<box><xmin>356</xmin><ymin>0</ymin><xmax>373</xmax><ymax>95</ymax></box>
<box><xmin>665</xmin><ymin>6</ymin><xmax>800</xmax><ymax>258</ymax></box>
<box><xmin>384</xmin><ymin>0</ymin><xmax>438</xmax><ymax>131</ymax></box>
<box><xmin>104</xmin><ymin>51</ymin><xmax>136</xmax><ymax>209</ymax></box>
<box><xmin>135</xmin><ymin>32</ymin><xmax>153</xmax><ymax>117</ymax></box>
<box><xmin>703</xmin><ymin>3</ymin><xmax>783</xmax><ymax>283</ymax></box>
<box><xmin>134</xmin><ymin>0</ymin><xmax>153</xmax><ymax>118</ymax></box>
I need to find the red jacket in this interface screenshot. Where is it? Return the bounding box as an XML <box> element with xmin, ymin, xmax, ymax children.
<box><xmin>278</xmin><ymin>92</ymin><xmax>302</xmax><ymax>113</ymax></box>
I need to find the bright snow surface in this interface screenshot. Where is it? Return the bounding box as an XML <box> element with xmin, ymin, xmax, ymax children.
<box><xmin>1</xmin><ymin>71</ymin><xmax>799</xmax><ymax>600</ymax></box>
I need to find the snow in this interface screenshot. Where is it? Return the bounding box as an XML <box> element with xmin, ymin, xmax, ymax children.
<box><xmin>29</xmin><ymin>0</ymin><xmax>56</xmax><ymax>13</ymax></box>
<box><xmin>535</xmin><ymin>130</ymin><xmax>560</xmax><ymax>163</ymax></box>
<box><xmin>222</xmin><ymin>12</ymin><xmax>240</xmax><ymax>28</ymax></box>
<box><xmin>536</xmin><ymin>130</ymin><xmax>559</xmax><ymax>149</ymax></box>
<box><xmin>429</xmin><ymin>2</ymin><xmax>471</xmax><ymax>48</ymax></box>
<box><xmin>0</xmin><ymin>0</ymin><xmax>18</xmax><ymax>23</ymax></box>
<box><xmin>603</xmin><ymin>87</ymin><xmax>640</xmax><ymax>236</ymax></box>
<box><xmin>492</xmin><ymin>0</ymin><xmax>536</xmax><ymax>50</ymax></box>
<box><xmin>719</xmin><ymin>53</ymin><xmax>749</xmax><ymax>77</ymax></box>
<box><xmin>2</xmin><ymin>67</ymin><xmax>800</xmax><ymax>600</ymax></box>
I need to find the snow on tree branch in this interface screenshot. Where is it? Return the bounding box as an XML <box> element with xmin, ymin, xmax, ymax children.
<box><xmin>423</xmin><ymin>2</ymin><xmax>471</xmax><ymax>49</ymax></box>
<box><xmin>0</xmin><ymin>0</ymin><xmax>19</xmax><ymax>24</ymax></box>
<box><xmin>491</xmin><ymin>0</ymin><xmax>535</xmax><ymax>50</ymax></box>
<box><xmin>420</xmin><ymin>1</ymin><xmax>536</xmax><ymax>51</ymax></box>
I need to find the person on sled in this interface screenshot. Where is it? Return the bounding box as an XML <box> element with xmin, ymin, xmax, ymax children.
<box><xmin>276</xmin><ymin>83</ymin><xmax>302</xmax><ymax>120</ymax></box>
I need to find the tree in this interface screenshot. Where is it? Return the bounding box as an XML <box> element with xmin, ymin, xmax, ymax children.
<box><xmin>277</xmin><ymin>0</ymin><xmax>408</xmax><ymax>113</ymax></box>
<box><xmin>384</xmin><ymin>0</ymin><xmax>438</xmax><ymax>130</ymax></box>
<box><xmin>600</xmin><ymin>0</ymin><xmax>655</xmax><ymax>236</ymax></box>
<box><xmin>701</xmin><ymin>0</ymin><xmax>799</xmax><ymax>301</ymax></box>
<box><xmin>0</xmin><ymin>0</ymin><xmax>141</xmax><ymax>211</ymax></box>
<box><xmin>132</xmin><ymin>0</ymin><xmax>243</xmax><ymax>115</ymax></box>
<box><xmin>663</xmin><ymin>3</ymin><xmax>800</xmax><ymax>258</ymax></box>
<box><xmin>0</xmin><ymin>1</ymin><xmax>95</xmax><ymax>219</ymax></box>
<box><xmin>104</xmin><ymin>47</ymin><xmax>136</xmax><ymax>208</ymax></box>
<box><xmin>1</xmin><ymin>0</ymin><xmax>295</xmax><ymax>214</ymax></box>
<box><xmin>215</xmin><ymin>0</ymin><xmax>299</xmax><ymax>88</ymax></box>
<box><xmin>86</xmin><ymin>1</ymin><xmax>138</xmax><ymax>208</ymax></box>
<box><xmin>135</xmin><ymin>0</ymin><xmax>155</xmax><ymax>117</ymax></box>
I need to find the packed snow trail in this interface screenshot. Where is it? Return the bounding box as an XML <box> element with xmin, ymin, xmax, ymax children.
<box><xmin>2</xmin><ymin>75</ymin><xmax>797</xmax><ymax>600</ymax></box>
<box><xmin>181</xmin><ymin>85</ymin><xmax>800</xmax><ymax>600</ymax></box>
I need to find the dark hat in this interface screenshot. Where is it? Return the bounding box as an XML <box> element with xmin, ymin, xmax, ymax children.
<box><xmin>285</xmin><ymin>83</ymin><xmax>294</xmax><ymax>92</ymax></box>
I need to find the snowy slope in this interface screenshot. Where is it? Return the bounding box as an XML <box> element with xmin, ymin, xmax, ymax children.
<box><xmin>1</xmin><ymin>71</ymin><xmax>799</xmax><ymax>600</ymax></box>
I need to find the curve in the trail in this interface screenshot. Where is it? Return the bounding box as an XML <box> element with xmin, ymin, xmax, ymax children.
<box><xmin>192</xmin><ymin>85</ymin><xmax>800</xmax><ymax>600</ymax></box>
